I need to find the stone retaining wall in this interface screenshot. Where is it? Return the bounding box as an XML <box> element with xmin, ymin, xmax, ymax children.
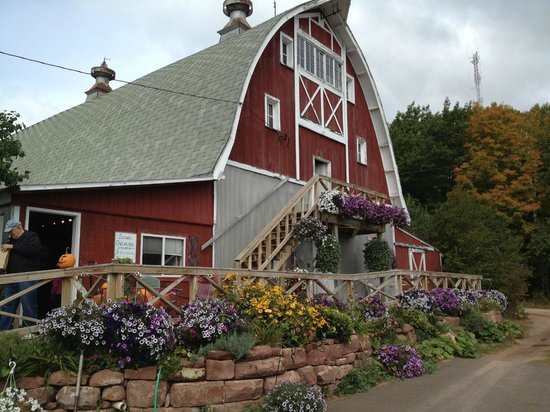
<box><xmin>17</xmin><ymin>334</ymin><xmax>387</xmax><ymax>411</ymax></box>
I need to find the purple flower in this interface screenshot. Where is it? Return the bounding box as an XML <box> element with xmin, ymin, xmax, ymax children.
<box><xmin>176</xmin><ymin>299</ymin><xmax>243</xmax><ymax>346</ymax></box>
<box><xmin>397</xmin><ymin>289</ymin><xmax>433</xmax><ymax>313</ymax></box>
<box><xmin>374</xmin><ymin>344</ymin><xmax>425</xmax><ymax>378</ymax></box>
<box><xmin>362</xmin><ymin>296</ymin><xmax>389</xmax><ymax>322</ymax></box>
<box><xmin>429</xmin><ymin>288</ymin><xmax>464</xmax><ymax>316</ymax></box>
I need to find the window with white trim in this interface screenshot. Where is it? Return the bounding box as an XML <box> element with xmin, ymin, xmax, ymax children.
<box><xmin>280</xmin><ymin>33</ymin><xmax>294</xmax><ymax>67</ymax></box>
<box><xmin>346</xmin><ymin>75</ymin><xmax>355</xmax><ymax>103</ymax></box>
<box><xmin>297</xmin><ymin>34</ymin><xmax>343</xmax><ymax>91</ymax></box>
<box><xmin>141</xmin><ymin>234</ymin><xmax>185</xmax><ymax>266</ymax></box>
<box><xmin>265</xmin><ymin>94</ymin><xmax>281</xmax><ymax>130</ymax></box>
<box><xmin>357</xmin><ymin>137</ymin><xmax>367</xmax><ymax>165</ymax></box>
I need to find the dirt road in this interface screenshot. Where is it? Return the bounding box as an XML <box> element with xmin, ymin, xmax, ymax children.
<box><xmin>328</xmin><ymin>308</ymin><xmax>550</xmax><ymax>412</ymax></box>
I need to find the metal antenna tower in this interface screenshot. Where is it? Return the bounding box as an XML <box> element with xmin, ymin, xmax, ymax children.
<box><xmin>470</xmin><ymin>51</ymin><xmax>483</xmax><ymax>105</ymax></box>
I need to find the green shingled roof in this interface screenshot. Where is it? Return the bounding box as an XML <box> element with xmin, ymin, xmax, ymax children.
<box><xmin>12</xmin><ymin>12</ymin><xmax>288</xmax><ymax>188</ymax></box>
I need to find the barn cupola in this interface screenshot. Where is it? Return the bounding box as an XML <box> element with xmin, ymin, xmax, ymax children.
<box><xmin>218</xmin><ymin>0</ymin><xmax>253</xmax><ymax>42</ymax></box>
<box><xmin>85</xmin><ymin>60</ymin><xmax>116</xmax><ymax>102</ymax></box>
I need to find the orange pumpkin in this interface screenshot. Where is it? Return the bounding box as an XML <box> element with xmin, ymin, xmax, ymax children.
<box><xmin>136</xmin><ymin>288</ymin><xmax>152</xmax><ymax>304</ymax></box>
<box><xmin>58</xmin><ymin>253</ymin><xmax>76</xmax><ymax>269</ymax></box>
<box><xmin>153</xmin><ymin>294</ymin><xmax>171</xmax><ymax>308</ymax></box>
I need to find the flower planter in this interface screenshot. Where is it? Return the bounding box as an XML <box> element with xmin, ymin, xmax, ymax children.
<box><xmin>320</xmin><ymin>212</ymin><xmax>385</xmax><ymax>235</ymax></box>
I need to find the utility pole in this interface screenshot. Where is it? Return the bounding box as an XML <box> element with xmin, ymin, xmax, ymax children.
<box><xmin>274</xmin><ymin>1</ymin><xmax>277</xmax><ymax>16</ymax></box>
<box><xmin>470</xmin><ymin>51</ymin><xmax>483</xmax><ymax>105</ymax></box>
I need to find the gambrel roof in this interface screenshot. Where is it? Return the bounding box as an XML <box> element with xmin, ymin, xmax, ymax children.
<box><xmin>12</xmin><ymin>0</ymin><xmax>406</xmax><ymax>208</ymax></box>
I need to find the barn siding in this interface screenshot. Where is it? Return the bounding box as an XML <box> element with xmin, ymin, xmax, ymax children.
<box><xmin>230</xmin><ymin>21</ymin><xmax>297</xmax><ymax>177</ymax></box>
<box><xmin>213</xmin><ymin>165</ymin><xmax>302</xmax><ymax>267</ymax></box>
<box><xmin>346</xmin><ymin>57</ymin><xmax>389</xmax><ymax>194</ymax></box>
<box><xmin>394</xmin><ymin>228</ymin><xmax>442</xmax><ymax>272</ymax></box>
<box><xmin>231</xmin><ymin>17</ymin><xmax>390</xmax><ymax>199</ymax></box>
<box><xmin>11</xmin><ymin>182</ymin><xmax>214</xmax><ymax>266</ymax></box>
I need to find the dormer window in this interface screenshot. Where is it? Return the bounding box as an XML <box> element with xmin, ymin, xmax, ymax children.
<box><xmin>265</xmin><ymin>94</ymin><xmax>281</xmax><ymax>130</ymax></box>
<box><xmin>346</xmin><ymin>75</ymin><xmax>355</xmax><ymax>103</ymax></box>
<box><xmin>357</xmin><ymin>137</ymin><xmax>367</xmax><ymax>165</ymax></box>
<box><xmin>280</xmin><ymin>33</ymin><xmax>294</xmax><ymax>67</ymax></box>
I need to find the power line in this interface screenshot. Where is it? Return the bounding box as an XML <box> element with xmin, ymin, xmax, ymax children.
<box><xmin>0</xmin><ymin>50</ymin><xmax>242</xmax><ymax>106</ymax></box>
<box><xmin>1</xmin><ymin>49</ymin><xmax>286</xmax><ymax>133</ymax></box>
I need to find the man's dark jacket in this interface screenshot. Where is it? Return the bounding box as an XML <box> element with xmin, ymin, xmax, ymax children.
<box><xmin>6</xmin><ymin>230</ymin><xmax>41</xmax><ymax>273</ymax></box>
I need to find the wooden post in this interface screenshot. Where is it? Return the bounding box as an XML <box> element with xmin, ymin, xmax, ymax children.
<box><xmin>307</xmin><ymin>279</ymin><xmax>314</xmax><ymax>300</ymax></box>
<box><xmin>61</xmin><ymin>276</ymin><xmax>73</xmax><ymax>307</ymax></box>
<box><xmin>107</xmin><ymin>273</ymin><xmax>124</xmax><ymax>300</ymax></box>
<box><xmin>396</xmin><ymin>273</ymin><xmax>403</xmax><ymax>296</ymax></box>
<box><xmin>347</xmin><ymin>280</ymin><xmax>354</xmax><ymax>301</ymax></box>
<box><xmin>189</xmin><ymin>276</ymin><xmax>198</xmax><ymax>302</ymax></box>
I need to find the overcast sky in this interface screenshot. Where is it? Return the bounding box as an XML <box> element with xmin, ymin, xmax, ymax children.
<box><xmin>1</xmin><ymin>0</ymin><xmax>548</xmax><ymax>126</ymax></box>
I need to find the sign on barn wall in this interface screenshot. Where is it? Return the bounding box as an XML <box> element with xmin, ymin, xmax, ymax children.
<box><xmin>114</xmin><ymin>232</ymin><xmax>137</xmax><ymax>262</ymax></box>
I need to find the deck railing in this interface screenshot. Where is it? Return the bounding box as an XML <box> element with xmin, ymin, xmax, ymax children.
<box><xmin>0</xmin><ymin>264</ymin><xmax>482</xmax><ymax>332</ymax></box>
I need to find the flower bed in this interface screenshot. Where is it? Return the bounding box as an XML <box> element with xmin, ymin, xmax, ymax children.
<box><xmin>1</xmin><ymin>284</ymin><xmax>519</xmax><ymax>411</ymax></box>
<box><xmin>12</xmin><ymin>335</ymin><xmax>373</xmax><ymax>410</ymax></box>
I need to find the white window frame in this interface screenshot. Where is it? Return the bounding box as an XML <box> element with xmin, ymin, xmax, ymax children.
<box><xmin>280</xmin><ymin>33</ymin><xmax>294</xmax><ymax>68</ymax></box>
<box><xmin>297</xmin><ymin>34</ymin><xmax>343</xmax><ymax>91</ymax></box>
<box><xmin>141</xmin><ymin>233</ymin><xmax>186</xmax><ymax>267</ymax></box>
<box><xmin>265</xmin><ymin>94</ymin><xmax>281</xmax><ymax>131</ymax></box>
<box><xmin>346</xmin><ymin>74</ymin><xmax>355</xmax><ymax>104</ymax></box>
<box><xmin>357</xmin><ymin>137</ymin><xmax>367</xmax><ymax>165</ymax></box>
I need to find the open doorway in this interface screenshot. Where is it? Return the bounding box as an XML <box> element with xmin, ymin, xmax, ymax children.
<box><xmin>27</xmin><ymin>208</ymin><xmax>80</xmax><ymax>317</ymax></box>
<box><xmin>314</xmin><ymin>157</ymin><xmax>331</xmax><ymax>178</ymax></box>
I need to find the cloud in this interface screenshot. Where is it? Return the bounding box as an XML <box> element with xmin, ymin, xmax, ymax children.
<box><xmin>1</xmin><ymin>0</ymin><xmax>548</xmax><ymax>126</ymax></box>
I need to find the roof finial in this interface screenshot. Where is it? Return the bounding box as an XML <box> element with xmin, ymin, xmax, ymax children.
<box><xmin>218</xmin><ymin>0</ymin><xmax>253</xmax><ymax>42</ymax></box>
<box><xmin>85</xmin><ymin>59</ymin><xmax>116</xmax><ymax>102</ymax></box>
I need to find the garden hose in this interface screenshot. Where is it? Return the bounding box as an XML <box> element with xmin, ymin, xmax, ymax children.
<box><xmin>154</xmin><ymin>366</ymin><xmax>162</xmax><ymax>411</ymax></box>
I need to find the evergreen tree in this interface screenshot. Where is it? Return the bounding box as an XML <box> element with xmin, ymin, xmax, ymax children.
<box><xmin>390</xmin><ymin>98</ymin><xmax>472</xmax><ymax>209</ymax></box>
<box><xmin>430</xmin><ymin>189</ymin><xmax>530</xmax><ymax>311</ymax></box>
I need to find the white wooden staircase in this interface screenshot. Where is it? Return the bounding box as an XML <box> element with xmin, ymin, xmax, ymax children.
<box><xmin>234</xmin><ymin>175</ymin><xmax>387</xmax><ymax>271</ymax></box>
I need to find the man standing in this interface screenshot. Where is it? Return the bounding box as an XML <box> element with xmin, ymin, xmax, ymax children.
<box><xmin>0</xmin><ymin>219</ymin><xmax>41</xmax><ymax>330</ymax></box>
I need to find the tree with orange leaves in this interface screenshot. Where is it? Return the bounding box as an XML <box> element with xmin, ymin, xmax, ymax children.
<box><xmin>454</xmin><ymin>103</ymin><xmax>541</xmax><ymax>235</ymax></box>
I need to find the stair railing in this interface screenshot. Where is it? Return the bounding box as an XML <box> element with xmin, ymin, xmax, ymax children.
<box><xmin>235</xmin><ymin>175</ymin><xmax>322</xmax><ymax>270</ymax></box>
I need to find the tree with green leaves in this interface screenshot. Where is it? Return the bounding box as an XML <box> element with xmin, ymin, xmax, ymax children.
<box><xmin>0</xmin><ymin>110</ymin><xmax>29</xmax><ymax>187</ymax></box>
<box><xmin>525</xmin><ymin>104</ymin><xmax>550</xmax><ymax>295</ymax></box>
<box><xmin>390</xmin><ymin>98</ymin><xmax>472</xmax><ymax>209</ymax></box>
<box><xmin>430</xmin><ymin>189</ymin><xmax>530</xmax><ymax>311</ymax></box>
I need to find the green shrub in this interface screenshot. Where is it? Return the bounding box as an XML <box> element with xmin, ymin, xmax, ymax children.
<box><xmin>335</xmin><ymin>360</ymin><xmax>386</xmax><ymax>396</ymax></box>
<box><xmin>246</xmin><ymin>319</ymin><xmax>284</xmax><ymax>348</ymax></box>
<box><xmin>315</xmin><ymin>234</ymin><xmax>341</xmax><ymax>273</ymax></box>
<box><xmin>390</xmin><ymin>307</ymin><xmax>440</xmax><ymax>342</ymax></box>
<box><xmin>195</xmin><ymin>332</ymin><xmax>256</xmax><ymax>360</ymax></box>
<box><xmin>451</xmin><ymin>328</ymin><xmax>480</xmax><ymax>358</ymax></box>
<box><xmin>160</xmin><ymin>347</ymin><xmax>193</xmax><ymax>379</ymax></box>
<box><xmin>417</xmin><ymin>336</ymin><xmax>456</xmax><ymax>373</ymax></box>
<box><xmin>0</xmin><ymin>333</ymin><xmax>79</xmax><ymax>379</ymax></box>
<box><xmin>363</xmin><ymin>240</ymin><xmax>395</xmax><ymax>271</ymax></box>
<box><xmin>498</xmin><ymin>319</ymin><xmax>524</xmax><ymax>339</ymax></box>
<box><xmin>317</xmin><ymin>307</ymin><xmax>354</xmax><ymax>343</ymax></box>
<box><xmin>475</xmin><ymin>298</ymin><xmax>502</xmax><ymax>313</ymax></box>
<box><xmin>460</xmin><ymin>310</ymin><xmax>506</xmax><ymax>343</ymax></box>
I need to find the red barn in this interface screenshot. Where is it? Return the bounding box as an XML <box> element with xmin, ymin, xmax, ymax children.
<box><xmin>3</xmin><ymin>0</ymin><xmax>441</xmax><ymax>308</ymax></box>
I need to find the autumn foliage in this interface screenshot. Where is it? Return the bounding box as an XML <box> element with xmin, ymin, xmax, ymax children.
<box><xmin>454</xmin><ymin>104</ymin><xmax>541</xmax><ymax>234</ymax></box>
